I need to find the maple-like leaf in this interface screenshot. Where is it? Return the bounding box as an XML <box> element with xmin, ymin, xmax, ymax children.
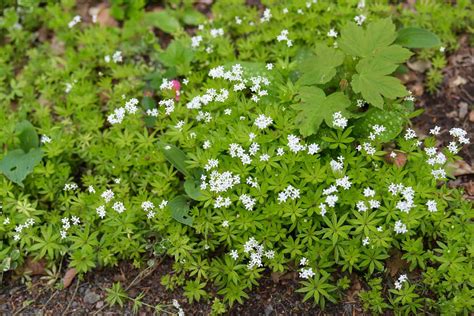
<box><xmin>292</xmin><ymin>86</ymin><xmax>351</xmax><ymax>136</ymax></box>
<box><xmin>297</xmin><ymin>44</ymin><xmax>344</xmax><ymax>86</ymax></box>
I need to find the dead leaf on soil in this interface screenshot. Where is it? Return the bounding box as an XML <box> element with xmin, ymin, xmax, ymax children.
<box><xmin>386</xmin><ymin>250</ymin><xmax>408</xmax><ymax>277</ymax></box>
<box><xmin>464</xmin><ymin>181</ymin><xmax>474</xmax><ymax>196</ymax></box>
<box><xmin>469</xmin><ymin>110</ymin><xmax>474</xmax><ymax>122</ymax></box>
<box><xmin>345</xmin><ymin>274</ymin><xmax>362</xmax><ymax>302</ymax></box>
<box><xmin>271</xmin><ymin>271</ymin><xmax>297</xmax><ymax>283</ymax></box>
<box><xmin>90</xmin><ymin>4</ymin><xmax>118</xmax><ymax>27</ymax></box>
<box><xmin>450</xmin><ymin>76</ymin><xmax>467</xmax><ymax>88</ymax></box>
<box><xmin>407</xmin><ymin>60</ymin><xmax>431</xmax><ymax>73</ymax></box>
<box><xmin>448</xmin><ymin>160</ymin><xmax>473</xmax><ymax>176</ymax></box>
<box><xmin>385</xmin><ymin>151</ymin><xmax>407</xmax><ymax>168</ymax></box>
<box><xmin>25</xmin><ymin>257</ymin><xmax>47</xmax><ymax>275</ymax></box>
<box><xmin>63</xmin><ymin>267</ymin><xmax>78</xmax><ymax>288</ymax></box>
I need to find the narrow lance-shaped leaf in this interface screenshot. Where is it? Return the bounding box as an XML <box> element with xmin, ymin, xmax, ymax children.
<box><xmin>168</xmin><ymin>195</ymin><xmax>193</xmax><ymax>226</ymax></box>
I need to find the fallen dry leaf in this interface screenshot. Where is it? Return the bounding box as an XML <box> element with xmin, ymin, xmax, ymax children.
<box><xmin>25</xmin><ymin>257</ymin><xmax>46</xmax><ymax>276</ymax></box>
<box><xmin>469</xmin><ymin>110</ymin><xmax>474</xmax><ymax>123</ymax></box>
<box><xmin>464</xmin><ymin>181</ymin><xmax>474</xmax><ymax>196</ymax></box>
<box><xmin>271</xmin><ymin>271</ymin><xmax>297</xmax><ymax>283</ymax></box>
<box><xmin>386</xmin><ymin>250</ymin><xmax>408</xmax><ymax>277</ymax></box>
<box><xmin>90</xmin><ymin>4</ymin><xmax>118</xmax><ymax>28</ymax></box>
<box><xmin>63</xmin><ymin>267</ymin><xmax>78</xmax><ymax>288</ymax></box>
<box><xmin>385</xmin><ymin>151</ymin><xmax>407</xmax><ymax>168</ymax></box>
<box><xmin>407</xmin><ymin>60</ymin><xmax>431</xmax><ymax>73</ymax></box>
<box><xmin>448</xmin><ymin>160</ymin><xmax>473</xmax><ymax>177</ymax></box>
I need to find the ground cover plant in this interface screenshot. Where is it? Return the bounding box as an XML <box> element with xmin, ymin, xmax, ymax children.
<box><xmin>0</xmin><ymin>0</ymin><xmax>473</xmax><ymax>314</ymax></box>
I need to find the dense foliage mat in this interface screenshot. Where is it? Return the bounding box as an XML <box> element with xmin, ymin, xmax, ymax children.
<box><xmin>0</xmin><ymin>0</ymin><xmax>473</xmax><ymax>314</ymax></box>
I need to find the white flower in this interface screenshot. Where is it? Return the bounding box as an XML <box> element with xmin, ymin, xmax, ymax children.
<box><xmin>354</xmin><ymin>14</ymin><xmax>366</xmax><ymax>26</ymax></box>
<box><xmin>336</xmin><ymin>176</ymin><xmax>352</xmax><ymax>190</ymax></box>
<box><xmin>299</xmin><ymin>267</ymin><xmax>315</xmax><ymax>279</ymax></box>
<box><xmin>208</xmin><ymin>170</ymin><xmax>240</xmax><ymax>193</ymax></box>
<box><xmin>141</xmin><ymin>201</ymin><xmax>155</xmax><ymax>212</ymax></box>
<box><xmin>276</xmin><ymin>147</ymin><xmax>285</xmax><ymax>156</ymax></box>
<box><xmin>112</xmin><ymin>51</ymin><xmax>122</xmax><ymax>63</ymax></box>
<box><xmin>260</xmin><ymin>8</ymin><xmax>272</xmax><ymax>23</ymax></box>
<box><xmin>240</xmin><ymin>194</ymin><xmax>256</xmax><ymax>211</ymax></box>
<box><xmin>332</xmin><ymin>111</ymin><xmax>347</xmax><ymax>129</ymax></box>
<box><xmin>204</xmin><ymin>159</ymin><xmax>219</xmax><ymax>171</ymax></box>
<box><xmin>112</xmin><ymin>201</ymin><xmax>126</xmax><ymax>213</ymax></box>
<box><xmin>362</xmin><ymin>236</ymin><xmax>370</xmax><ymax>246</ymax></box>
<box><xmin>426</xmin><ymin>200</ymin><xmax>437</xmax><ymax>212</ymax></box>
<box><xmin>191</xmin><ymin>35</ymin><xmax>202</xmax><ymax>48</ymax></box>
<box><xmin>307</xmin><ymin>144</ymin><xmax>320</xmax><ymax>155</ymax></box>
<box><xmin>96</xmin><ymin>205</ymin><xmax>106</xmax><ymax>218</ymax></box>
<box><xmin>210</xmin><ymin>28</ymin><xmax>224</xmax><ymax>38</ymax></box>
<box><xmin>357</xmin><ymin>201</ymin><xmax>367</xmax><ymax>212</ymax></box>
<box><xmin>327</xmin><ymin>28</ymin><xmax>338</xmax><ymax>38</ymax></box>
<box><xmin>394</xmin><ymin>220</ymin><xmax>407</xmax><ymax>234</ymax></box>
<box><xmin>260</xmin><ymin>154</ymin><xmax>270</xmax><ymax>162</ymax></box>
<box><xmin>230</xmin><ymin>249</ymin><xmax>239</xmax><ymax>260</ymax></box>
<box><xmin>68</xmin><ymin>15</ymin><xmax>81</xmax><ymax>28</ymax></box>
<box><xmin>363</xmin><ymin>188</ymin><xmax>375</xmax><ymax>198</ymax></box>
<box><xmin>101</xmin><ymin>189</ymin><xmax>114</xmax><ymax>203</ymax></box>
<box><xmin>429</xmin><ymin>126</ymin><xmax>441</xmax><ymax>135</ymax></box>
<box><xmin>300</xmin><ymin>257</ymin><xmax>308</xmax><ymax>266</ymax></box>
<box><xmin>287</xmin><ymin>135</ymin><xmax>306</xmax><ymax>153</ymax></box>
<box><xmin>404</xmin><ymin>128</ymin><xmax>417</xmax><ymax>140</ymax></box>
<box><xmin>266</xmin><ymin>63</ymin><xmax>273</xmax><ymax>70</ymax></box>
<box><xmin>254</xmin><ymin>114</ymin><xmax>273</xmax><ymax>129</ymax></box>
<box><xmin>203</xmin><ymin>140</ymin><xmax>211</xmax><ymax>149</ymax></box>
<box><xmin>277</xmin><ymin>185</ymin><xmax>300</xmax><ymax>203</ymax></box>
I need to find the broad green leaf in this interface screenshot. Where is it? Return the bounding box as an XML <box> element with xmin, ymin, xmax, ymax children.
<box><xmin>395</xmin><ymin>27</ymin><xmax>441</xmax><ymax>48</ymax></box>
<box><xmin>182</xmin><ymin>9</ymin><xmax>206</xmax><ymax>25</ymax></box>
<box><xmin>157</xmin><ymin>142</ymin><xmax>191</xmax><ymax>178</ymax></box>
<box><xmin>145</xmin><ymin>11</ymin><xmax>181</xmax><ymax>34</ymax></box>
<box><xmin>293</xmin><ymin>87</ymin><xmax>351</xmax><ymax>136</ymax></box>
<box><xmin>158</xmin><ymin>40</ymin><xmax>194</xmax><ymax>74</ymax></box>
<box><xmin>339</xmin><ymin>19</ymin><xmax>397</xmax><ymax>58</ymax></box>
<box><xmin>351</xmin><ymin>58</ymin><xmax>408</xmax><ymax>108</ymax></box>
<box><xmin>353</xmin><ymin>108</ymin><xmax>406</xmax><ymax>142</ymax></box>
<box><xmin>0</xmin><ymin>148</ymin><xmax>43</xmax><ymax>186</ymax></box>
<box><xmin>15</xmin><ymin>120</ymin><xmax>39</xmax><ymax>152</ymax></box>
<box><xmin>184</xmin><ymin>178</ymin><xmax>206</xmax><ymax>201</ymax></box>
<box><xmin>297</xmin><ymin>44</ymin><xmax>344</xmax><ymax>86</ymax></box>
<box><xmin>168</xmin><ymin>195</ymin><xmax>193</xmax><ymax>226</ymax></box>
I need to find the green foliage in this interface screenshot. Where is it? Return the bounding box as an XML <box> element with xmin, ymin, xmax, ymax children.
<box><xmin>0</xmin><ymin>0</ymin><xmax>472</xmax><ymax>314</ymax></box>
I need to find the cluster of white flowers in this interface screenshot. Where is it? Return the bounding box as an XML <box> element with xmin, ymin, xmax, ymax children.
<box><xmin>191</xmin><ymin>35</ymin><xmax>203</xmax><ymax>48</ymax></box>
<box><xmin>287</xmin><ymin>135</ymin><xmax>306</xmax><ymax>153</ymax></box>
<box><xmin>429</xmin><ymin>126</ymin><xmax>441</xmax><ymax>135</ymax></box>
<box><xmin>299</xmin><ymin>267</ymin><xmax>315</xmax><ymax>279</ymax></box>
<box><xmin>101</xmin><ymin>189</ymin><xmax>115</xmax><ymax>203</ymax></box>
<box><xmin>394</xmin><ymin>220</ymin><xmax>408</xmax><ymax>234</ymax></box>
<box><xmin>214</xmin><ymin>196</ymin><xmax>232</xmax><ymax>209</ymax></box>
<box><xmin>354</xmin><ymin>14</ymin><xmax>366</xmax><ymax>25</ymax></box>
<box><xmin>210</xmin><ymin>28</ymin><xmax>224</xmax><ymax>38</ymax></box>
<box><xmin>356</xmin><ymin>187</ymin><xmax>380</xmax><ymax>212</ymax></box>
<box><xmin>239</xmin><ymin>194</ymin><xmax>256</xmax><ymax>211</ymax></box>
<box><xmin>204</xmin><ymin>159</ymin><xmax>219</xmax><ymax>171</ymax></box>
<box><xmin>104</xmin><ymin>51</ymin><xmax>122</xmax><ymax>63</ymax></box>
<box><xmin>159</xmin><ymin>99</ymin><xmax>175</xmax><ymax>116</ymax></box>
<box><xmin>394</xmin><ymin>274</ymin><xmax>408</xmax><ymax>290</ymax></box>
<box><xmin>186</xmin><ymin>88</ymin><xmax>229</xmax><ymax>110</ymax></box>
<box><xmin>146</xmin><ymin>108</ymin><xmax>159</xmax><ymax>117</ymax></box>
<box><xmin>330</xmin><ymin>156</ymin><xmax>345</xmax><ymax>172</ymax></box>
<box><xmin>172</xmin><ymin>299</ymin><xmax>185</xmax><ymax>316</ymax></box>
<box><xmin>368</xmin><ymin>124</ymin><xmax>386</xmax><ymax>140</ymax></box>
<box><xmin>141</xmin><ymin>200</ymin><xmax>167</xmax><ymax>218</ymax></box>
<box><xmin>196</xmin><ymin>111</ymin><xmax>212</xmax><ymax>123</ymax></box>
<box><xmin>60</xmin><ymin>216</ymin><xmax>80</xmax><ymax>239</ymax></box>
<box><xmin>40</xmin><ymin>135</ymin><xmax>52</xmax><ymax>144</ymax></box>
<box><xmin>307</xmin><ymin>143</ymin><xmax>320</xmax><ymax>155</ymax></box>
<box><xmin>242</xmin><ymin>237</ymin><xmax>275</xmax><ymax>269</ymax></box>
<box><xmin>112</xmin><ymin>201</ymin><xmax>126</xmax><ymax>213</ymax></box>
<box><xmin>449</xmin><ymin>127</ymin><xmax>470</xmax><ymax>146</ymax></box>
<box><xmin>68</xmin><ymin>15</ymin><xmax>81</xmax><ymax>28</ymax></box>
<box><xmin>13</xmin><ymin>218</ymin><xmax>35</xmax><ymax>241</ymax></box>
<box><xmin>63</xmin><ymin>183</ymin><xmax>78</xmax><ymax>191</ymax></box>
<box><xmin>356</xmin><ymin>99</ymin><xmax>366</xmax><ymax>108</ymax></box>
<box><xmin>276</xmin><ymin>29</ymin><xmax>293</xmax><ymax>47</ymax></box>
<box><xmin>335</xmin><ymin>176</ymin><xmax>352</xmax><ymax>190</ymax></box>
<box><xmin>65</xmin><ymin>82</ymin><xmax>74</xmax><ymax>93</ymax></box>
<box><xmin>260</xmin><ymin>9</ymin><xmax>272</xmax><ymax>22</ymax></box>
<box><xmin>228</xmin><ymin>143</ymin><xmax>255</xmax><ymax>165</ymax></box>
<box><xmin>388</xmin><ymin>183</ymin><xmax>415</xmax><ymax>213</ymax></box>
<box><xmin>404</xmin><ymin>128</ymin><xmax>417</xmax><ymax>140</ymax></box>
<box><xmin>254</xmin><ymin>114</ymin><xmax>273</xmax><ymax>130</ymax></box>
<box><xmin>332</xmin><ymin>112</ymin><xmax>348</xmax><ymax>129</ymax></box>
<box><xmin>96</xmin><ymin>205</ymin><xmax>106</xmax><ymax>218</ymax></box>
<box><xmin>426</xmin><ymin>200</ymin><xmax>438</xmax><ymax>212</ymax></box>
<box><xmin>246</xmin><ymin>176</ymin><xmax>258</xmax><ymax>188</ymax></box>
<box><xmin>277</xmin><ymin>185</ymin><xmax>300</xmax><ymax>203</ymax></box>
<box><xmin>203</xmin><ymin>170</ymin><xmax>240</xmax><ymax>193</ymax></box>
<box><xmin>107</xmin><ymin>98</ymin><xmax>139</xmax><ymax>125</ymax></box>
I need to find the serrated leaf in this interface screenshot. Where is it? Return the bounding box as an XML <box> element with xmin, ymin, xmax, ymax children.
<box><xmin>395</xmin><ymin>27</ymin><xmax>441</xmax><ymax>48</ymax></box>
<box><xmin>15</xmin><ymin>120</ymin><xmax>39</xmax><ymax>152</ymax></box>
<box><xmin>351</xmin><ymin>58</ymin><xmax>408</xmax><ymax>108</ymax></box>
<box><xmin>168</xmin><ymin>195</ymin><xmax>193</xmax><ymax>226</ymax></box>
<box><xmin>158</xmin><ymin>40</ymin><xmax>194</xmax><ymax>74</ymax></box>
<box><xmin>184</xmin><ymin>178</ymin><xmax>206</xmax><ymax>201</ymax></box>
<box><xmin>157</xmin><ymin>142</ymin><xmax>191</xmax><ymax>178</ymax></box>
<box><xmin>293</xmin><ymin>87</ymin><xmax>351</xmax><ymax>136</ymax></box>
<box><xmin>145</xmin><ymin>11</ymin><xmax>181</xmax><ymax>34</ymax></box>
<box><xmin>0</xmin><ymin>148</ymin><xmax>43</xmax><ymax>186</ymax></box>
<box><xmin>339</xmin><ymin>19</ymin><xmax>398</xmax><ymax>58</ymax></box>
<box><xmin>297</xmin><ymin>44</ymin><xmax>344</xmax><ymax>86</ymax></box>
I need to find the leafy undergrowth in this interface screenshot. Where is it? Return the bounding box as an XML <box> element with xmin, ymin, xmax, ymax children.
<box><xmin>0</xmin><ymin>0</ymin><xmax>473</xmax><ymax>315</ymax></box>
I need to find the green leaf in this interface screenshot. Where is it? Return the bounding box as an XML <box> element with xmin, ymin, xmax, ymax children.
<box><xmin>395</xmin><ymin>27</ymin><xmax>441</xmax><ymax>48</ymax></box>
<box><xmin>351</xmin><ymin>58</ymin><xmax>408</xmax><ymax>108</ymax></box>
<box><xmin>297</xmin><ymin>44</ymin><xmax>344</xmax><ymax>86</ymax></box>
<box><xmin>182</xmin><ymin>9</ymin><xmax>206</xmax><ymax>25</ymax></box>
<box><xmin>0</xmin><ymin>148</ymin><xmax>43</xmax><ymax>186</ymax></box>
<box><xmin>15</xmin><ymin>120</ymin><xmax>39</xmax><ymax>152</ymax></box>
<box><xmin>158</xmin><ymin>142</ymin><xmax>191</xmax><ymax>178</ymax></box>
<box><xmin>353</xmin><ymin>108</ymin><xmax>406</xmax><ymax>142</ymax></box>
<box><xmin>184</xmin><ymin>178</ymin><xmax>206</xmax><ymax>201</ymax></box>
<box><xmin>142</xmin><ymin>96</ymin><xmax>156</xmax><ymax>128</ymax></box>
<box><xmin>145</xmin><ymin>11</ymin><xmax>181</xmax><ymax>34</ymax></box>
<box><xmin>168</xmin><ymin>195</ymin><xmax>193</xmax><ymax>227</ymax></box>
<box><xmin>339</xmin><ymin>19</ymin><xmax>398</xmax><ymax>58</ymax></box>
<box><xmin>293</xmin><ymin>87</ymin><xmax>351</xmax><ymax>136</ymax></box>
<box><xmin>158</xmin><ymin>40</ymin><xmax>194</xmax><ymax>74</ymax></box>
